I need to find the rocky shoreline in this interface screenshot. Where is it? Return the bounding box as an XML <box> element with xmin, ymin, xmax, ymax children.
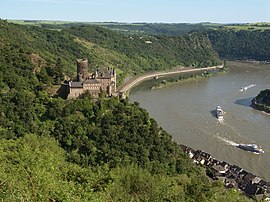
<box><xmin>251</xmin><ymin>98</ymin><xmax>270</xmax><ymax>114</ymax></box>
<box><xmin>180</xmin><ymin>144</ymin><xmax>270</xmax><ymax>200</ymax></box>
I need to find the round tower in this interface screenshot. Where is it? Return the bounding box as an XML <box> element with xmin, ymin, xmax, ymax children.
<box><xmin>77</xmin><ymin>58</ymin><xmax>89</xmax><ymax>82</ymax></box>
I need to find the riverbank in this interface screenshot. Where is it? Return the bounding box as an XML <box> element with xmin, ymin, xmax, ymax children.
<box><xmin>151</xmin><ymin>67</ymin><xmax>227</xmax><ymax>90</ymax></box>
<box><xmin>117</xmin><ymin>63</ymin><xmax>224</xmax><ymax>98</ymax></box>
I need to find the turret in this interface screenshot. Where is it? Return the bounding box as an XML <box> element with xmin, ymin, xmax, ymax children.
<box><xmin>77</xmin><ymin>58</ymin><xmax>88</xmax><ymax>82</ymax></box>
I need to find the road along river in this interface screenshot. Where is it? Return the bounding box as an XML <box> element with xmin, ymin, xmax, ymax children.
<box><xmin>118</xmin><ymin>64</ymin><xmax>223</xmax><ymax>96</ymax></box>
<box><xmin>129</xmin><ymin>61</ymin><xmax>270</xmax><ymax>181</ymax></box>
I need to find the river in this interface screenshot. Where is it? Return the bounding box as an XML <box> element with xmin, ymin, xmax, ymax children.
<box><xmin>129</xmin><ymin>61</ymin><xmax>270</xmax><ymax>181</ymax></box>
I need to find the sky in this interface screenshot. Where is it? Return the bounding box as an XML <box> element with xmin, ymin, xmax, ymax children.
<box><xmin>1</xmin><ymin>0</ymin><xmax>269</xmax><ymax>23</ymax></box>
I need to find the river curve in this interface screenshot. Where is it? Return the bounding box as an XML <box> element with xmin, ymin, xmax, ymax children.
<box><xmin>130</xmin><ymin>61</ymin><xmax>270</xmax><ymax>181</ymax></box>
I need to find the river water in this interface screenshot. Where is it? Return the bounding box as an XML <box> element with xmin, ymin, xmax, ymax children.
<box><xmin>130</xmin><ymin>61</ymin><xmax>270</xmax><ymax>181</ymax></box>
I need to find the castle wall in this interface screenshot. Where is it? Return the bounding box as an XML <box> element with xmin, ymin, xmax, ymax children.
<box><xmin>68</xmin><ymin>87</ymin><xmax>101</xmax><ymax>99</ymax></box>
<box><xmin>68</xmin><ymin>88</ymin><xmax>85</xmax><ymax>99</ymax></box>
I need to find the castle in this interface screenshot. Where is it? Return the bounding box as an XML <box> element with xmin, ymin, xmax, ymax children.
<box><xmin>67</xmin><ymin>59</ymin><xmax>116</xmax><ymax>99</ymax></box>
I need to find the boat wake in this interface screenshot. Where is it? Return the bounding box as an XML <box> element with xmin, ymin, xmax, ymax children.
<box><xmin>262</xmin><ymin>111</ymin><xmax>270</xmax><ymax>116</ymax></box>
<box><xmin>217</xmin><ymin>137</ymin><xmax>239</xmax><ymax>146</ymax></box>
<box><xmin>239</xmin><ymin>84</ymin><xmax>256</xmax><ymax>92</ymax></box>
<box><xmin>218</xmin><ymin>117</ymin><xmax>225</xmax><ymax>125</ymax></box>
<box><xmin>217</xmin><ymin>137</ymin><xmax>264</xmax><ymax>154</ymax></box>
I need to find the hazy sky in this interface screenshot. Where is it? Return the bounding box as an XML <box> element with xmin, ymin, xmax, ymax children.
<box><xmin>1</xmin><ymin>0</ymin><xmax>269</xmax><ymax>23</ymax></box>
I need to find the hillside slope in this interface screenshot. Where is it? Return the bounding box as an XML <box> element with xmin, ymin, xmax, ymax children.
<box><xmin>65</xmin><ymin>26</ymin><xmax>221</xmax><ymax>69</ymax></box>
<box><xmin>203</xmin><ymin>28</ymin><xmax>270</xmax><ymax>61</ymax></box>
<box><xmin>0</xmin><ymin>20</ymin><xmax>221</xmax><ymax>89</ymax></box>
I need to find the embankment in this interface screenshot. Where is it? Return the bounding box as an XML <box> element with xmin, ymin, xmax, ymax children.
<box><xmin>117</xmin><ymin>64</ymin><xmax>224</xmax><ymax>97</ymax></box>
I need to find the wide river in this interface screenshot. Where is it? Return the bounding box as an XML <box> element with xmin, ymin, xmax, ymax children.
<box><xmin>130</xmin><ymin>61</ymin><xmax>270</xmax><ymax>181</ymax></box>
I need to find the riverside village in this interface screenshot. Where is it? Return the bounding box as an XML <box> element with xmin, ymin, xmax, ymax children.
<box><xmin>180</xmin><ymin>144</ymin><xmax>270</xmax><ymax>200</ymax></box>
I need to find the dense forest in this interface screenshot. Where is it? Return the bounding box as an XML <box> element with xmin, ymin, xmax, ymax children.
<box><xmin>8</xmin><ymin>20</ymin><xmax>270</xmax><ymax>63</ymax></box>
<box><xmin>255</xmin><ymin>89</ymin><xmax>270</xmax><ymax>106</ymax></box>
<box><xmin>64</xmin><ymin>25</ymin><xmax>221</xmax><ymax>83</ymax></box>
<box><xmin>0</xmin><ymin>19</ymin><xmax>251</xmax><ymax>201</ymax></box>
<box><xmin>0</xmin><ymin>20</ymin><xmax>221</xmax><ymax>87</ymax></box>
<box><xmin>202</xmin><ymin>28</ymin><xmax>270</xmax><ymax>61</ymax></box>
<box><xmin>0</xmin><ymin>92</ymin><xmax>250</xmax><ymax>201</ymax></box>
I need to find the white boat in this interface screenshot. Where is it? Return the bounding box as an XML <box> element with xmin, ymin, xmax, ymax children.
<box><xmin>237</xmin><ymin>143</ymin><xmax>264</xmax><ymax>154</ymax></box>
<box><xmin>216</xmin><ymin>106</ymin><xmax>224</xmax><ymax>119</ymax></box>
<box><xmin>240</xmin><ymin>84</ymin><xmax>256</xmax><ymax>92</ymax></box>
<box><xmin>240</xmin><ymin>87</ymin><xmax>247</xmax><ymax>92</ymax></box>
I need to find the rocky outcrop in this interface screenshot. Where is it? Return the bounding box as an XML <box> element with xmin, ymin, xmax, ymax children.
<box><xmin>252</xmin><ymin>89</ymin><xmax>270</xmax><ymax>113</ymax></box>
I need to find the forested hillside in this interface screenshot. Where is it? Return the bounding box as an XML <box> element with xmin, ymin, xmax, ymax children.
<box><xmin>0</xmin><ymin>20</ymin><xmax>221</xmax><ymax>87</ymax></box>
<box><xmin>0</xmin><ymin>20</ymin><xmax>250</xmax><ymax>201</ymax></box>
<box><xmin>0</xmin><ymin>19</ymin><xmax>91</xmax><ymax>89</ymax></box>
<box><xmin>0</xmin><ymin>133</ymin><xmax>249</xmax><ymax>201</ymax></box>
<box><xmin>203</xmin><ymin>28</ymin><xmax>270</xmax><ymax>61</ymax></box>
<box><xmin>64</xmin><ymin>25</ymin><xmax>220</xmax><ymax>85</ymax></box>
<box><xmin>0</xmin><ymin>94</ymin><xmax>250</xmax><ymax>201</ymax></box>
<box><xmin>8</xmin><ymin>20</ymin><xmax>270</xmax><ymax>62</ymax></box>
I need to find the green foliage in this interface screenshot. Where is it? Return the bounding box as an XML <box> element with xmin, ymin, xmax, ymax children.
<box><xmin>0</xmin><ymin>135</ymin><xmax>250</xmax><ymax>201</ymax></box>
<box><xmin>0</xmin><ymin>89</ymin><xmax>183</xmax><ymax>171</ymax></box>
<box><xmin>0</xmin><ymin>20</ymin><xmax>221</xmax><ymax>90</ymax></box>
<box><xmin>0</xmin><ymin>20</ymin><xmax>90</xmax><ymax>90</ymax></box>
<box><xmin>255</xmin><ymin>89</ymin><xmax>270</xmax><ymax>106</ymax></box>
<box><xmin>40</xmin><ymin>96</ymin><xmax>183</xmax><ymax>172</ymax></box>
<box><xmin>0</xmin><ymin>91</ymin><xmax>250</xmax><ymax>201</ymax></box>
<box><xmin>202</xmin><ymin>28</ymin><xmax>270</xmax><ymax>61</ymax></box>
<box><xmin>253</xmin><ymin>89</ymin><xmax>270</xmax><ymax>112</ymax></box>
<box><xmin>65</xmin><ymin>25</ymin><xmax>221</xmax><ymax>71</ymax></box>
<box><xmin>0</xmin><ymin>134</ymin><xmax>100</xmax><ymax>201</ymax></box>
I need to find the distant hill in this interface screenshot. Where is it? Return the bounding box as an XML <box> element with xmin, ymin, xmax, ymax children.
<box><xmin>7</xmin><ymin>20</ymin><xmax>219</xmax><ymax>35</ymax></box>
<box><xmin>202</xmin><ymin>28</ymin><xmax>270</xmax><ymax>61</ymax></box>
<box><xmin>8</xmin><ymin>19</ymin><xmax>270</xmax><ymax>62</ymax></box>
<box><xmin>8</xmin><ymin>20</ymin><xmax>270</xmax><ymax>35</ymax></box>
<box><xmin>64</xmin><ymin>25</ymin><xmax>221</xmax><ymax>73</ymax></box>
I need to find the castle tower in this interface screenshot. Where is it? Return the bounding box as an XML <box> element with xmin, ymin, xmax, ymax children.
<box><xmin>112</xmin><ymin>69</ymin><xmax>116</xmax><ymax>92</ymax></box>
<box><xmin>77</xmin><ymin>58</ymin><xmax>89</xmax><ymax>82</ymax></box>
